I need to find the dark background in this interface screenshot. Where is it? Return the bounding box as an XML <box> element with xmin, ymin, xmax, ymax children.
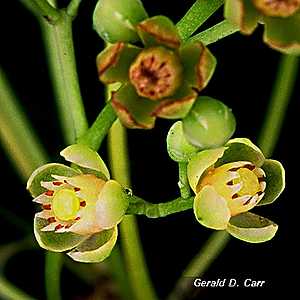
<box><xmin>0</xmin><ymin>0</ymin><xmax>299</xmax><ymax>299</ymax></box>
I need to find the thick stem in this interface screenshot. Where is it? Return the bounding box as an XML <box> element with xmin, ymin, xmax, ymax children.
<box><xmin>40</xmin><ymin>10</ymin><xmax>88</xmax><ymax>144</ymax></box>
<box><xmin>108</xmin><ymin>121</ymin><xmax>158</xmax><ymax>300</ymax></box>
<box><xmin>0</xmin><ymin>68</ymin><xmax>48</xmax><ymax>180</ymax></box>
<box><xmin>176</xmin><ymin>0</ymin><xmax>224</xmax><ymax>41</ymax></box>
<box><xmin>178</xmin><ymin>163</ymin><xmax>191</xmax><ymax>199</ymax></box>
<box><xmin>189</xmin><ymin>20</ymin><xmax>239</xmax><ymax>45</ymax></box>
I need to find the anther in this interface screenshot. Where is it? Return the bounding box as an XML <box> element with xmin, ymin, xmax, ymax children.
<box><xmin>45</xmin><ymin>190</ymin><xmax>54</xmax><ymax>197</ymax></box>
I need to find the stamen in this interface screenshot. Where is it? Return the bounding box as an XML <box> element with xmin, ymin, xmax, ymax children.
<box><xmin>55</xmin><ymin>224</ymin><xmax>63</xmax><ymax>231</ymax></box>
<box><xmin>44</xmin><ymin>190</ymin><xmax>54</xmax><ymax>197</ymax></box>
<box><xmin>43</xmin><ymin>204</ymin><xmax>51</xmax><ymax>210</ymax></box>
<box><xmin>80</xmin><ymin>201</ymin><xmax>86</xmax><ymax>207</ymax></box>
<box><xmin>232</xmin><ymin>193</ymin><xmax>239</xmax><ymax>199</ymax></box>
<box><xmin>47</xmin><ymin>217</ymin><xmax>56</xmax><ymax>223</ymax></box>
<box><xmin>53</xmin><ymin>181</ymin><xmax>63</xmax><ymax>186</ymax></box>
<box><xmin>74</xmin><ymin>187</ymin><xmax>80</xmax><ymax>192</ymax></box>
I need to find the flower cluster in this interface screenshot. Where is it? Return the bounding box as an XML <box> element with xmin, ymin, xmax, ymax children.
<box><xmin>27</xmin><ymin>144</ymin><xmax>128</xmax><ymax>262</ymax></box>
<box><xmin>225</xmin><ymin>0</ymin><xmax>300</xmax><ymax>54</ymax></box>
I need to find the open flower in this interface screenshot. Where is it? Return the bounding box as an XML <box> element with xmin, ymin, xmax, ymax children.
<box><xmin>187</xmin><ymin>138</ymin><xmax>285</xmax><ymax>243</ymax></box>
<box><xmin>224</xmin><ymin>0</ymin><xmax>300</xmax><ymax>54</ymax></box>
<box><xmin>27</xmin><ymin>144</ymin><xmax>128</xmax><ymax>262</ymax></box>
<box><xmin>96</xmin><ymin>15</ymin><xmax>216</xmax><ymax>129</ymax></box>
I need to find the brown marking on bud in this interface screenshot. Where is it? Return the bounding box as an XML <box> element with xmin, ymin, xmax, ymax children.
<box><xmin>74</xmin><ymin>187</ymin><xmax>80</xmax><ymax>192</ymax></box>
<box><xmin>232</xmin><ymin>194</ymin><xmax>239</xmax><ymax>199</ymax></box>
<box><xmin>243</xmin><ymin>197</ymin><xmax>252</xmax><ymax>206</ymax></box>
<box><xmin>243</xmin><ymin>164</ymin><xmax>256</xmax><ymax>171</ymax></box>
<box><xmin>252</xmin><ymin>0</ymin><xmax>300</xmax><ymax>17</ymax></box>
<box><xmin>80</xmin><ymin>201</ymin><xmax>86</xmax><ymax>207</ymax></box>
<box><xmin>53</xmin><ymin>181</ymin><xmax>63</xmax><ymax>186</ymax></box>
<box><xmin>97</xmin><ymin>42</ymin><xmax>124</xmax><ymax>78</ymax></box>
<box><xmin>47</xmin><ymin>217</ymin><xmax>56</xmax><ymax>223</ymax></box>
<box><xmin>75</xmin><ymin>217</ymin><xmax>80</xmax><ymax>221</ymax></box>
<box><xmin>257</xmin><ymin>191</ymin><xmax>264</xmax><ymax>196</ymax></box>
<box><xmin>229</xmin><ymin>167</ymin><xmax>241</xmax><ymax>172</ymax></box>
<box><xmin>227</xmin><ymin>180</ymin><xmax>234</xmax><ymax>186</ymax></box>
<box><xmin>55</xmin><ymin>224</ymin><xmax>63</xmax><ymax>231</ymax></box>
<box><xmin>45</xmin><ymin>190</ymin><xmax>54</xmax><ymax>197</ymax></box>
<box><xmin>258</xmin><ymin>177</ymin><xmax>265</xmax><ymax>182</ymax></box>
<box><xmin>43</xmin><ymin>204</ymin><xmax>52</xmax><ymax>210</ymax></box>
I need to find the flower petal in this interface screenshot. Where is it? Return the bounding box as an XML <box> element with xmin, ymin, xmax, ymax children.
<box><xmin>187</xmin><ymin>147</ymin><xmax>226</xmax><ymax>193</ymax></box>
<box><xmin>97</xmin><ymin>43</ymin><xmax>141</xmax><ymax>84</ymax></box>
<box><xmin>67</xmin><ymin>227</ymin><xmax>118</xmax><ymax>263</ymax></box>
<box><xmin>216</xmin><ymin>138</ymin><xmax>265</xmax><ymax>167</ymax></box>
<box><xmin>93</xmin><ymin>0</ymin><xmax>148</xmax><ymax>43</ymax></box>
<box><xmin>257</xmin><ymin>159</ymin><xmax>285</xmax><ymax>206</ymax></box>
<box><xmin>227</xmin><ymin>212</ymin><xmax>278</xmax><ymax>243</ymax></box>
<box><xmin>27</xmin><ymin>163</ymin><xmax>81</xmax><ymax>197</ymax></box>
<box><xmin>194</xmin><ymin>185</ymin><xmax>231</xmax><ymax>230</ymax></box>
<box><xmin>179</xmin><ymin>41</ymin><xmax>216</xmax><ymax>91</ymax></box>
<box><xmin>224</xmin><ymin>0</ymin><xmax>261</xmax><ymax>34</ymax></box>
<box><xmin>137</xmin><ymin>16</ymin><xmax>181</xmax><ymax>49</ymax></box>
<box><xmin>166</xmin><ymin>121</ymin><xmax>198</xmax><ymax>163</ymax></box>
<box><xmin>60</xmin><ymin>144</ymin><xmax>110</xmax><ymax>180</ymax></box>
<box><xmin>263</xmin><ymin>13</ymin><xmax>300</xmax><ymax>55</ymax></box>
<box><xmin>96</xmin><ymin>180</ymin><xmax>128</xmax><ymax>229</ymax></box>
<box><xmin>152</xmin><ymin>84</ymin><xmax>197</xmax><ymax>119</ymax></box>
<box><xmin>34</xmin><ymin>216</ymin><xmax>86</xmax><ymax>252</ymax></box>
<box><xmin>111</xmin><ymin>83</ymin><xmax>158</xmax><ymax>129</ymax></box>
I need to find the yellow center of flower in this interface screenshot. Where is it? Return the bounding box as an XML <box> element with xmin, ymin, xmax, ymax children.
<box><xmin>52</xmin><ymin>189</ymin><xmax>80</xmax><ymax>221</ymax></box>
<box><xmin>252</xmin><ymin>0</ymin><xmax>300</xmax><ymax>17</ymax></box>
<box><xmin>233</xmin><ymin>168</ymin><xmax>261</xmax><ymax>197</ymax></box>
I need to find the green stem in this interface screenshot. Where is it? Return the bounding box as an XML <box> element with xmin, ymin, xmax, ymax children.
<box><xmin>189</xmin><ymin>20</ymin><xmax>239</xmax><ymax>45</ymax></box>
<box><xmin>167</xmin><ymin>54</ymin><xmax>298</xmax><ymax>299</ymax></box>
<box><xmin>178</xmin><ymin>163</ymin><xmax>191</xmax><ymax>199</ymax></box>
<box><xmin>127</xmin><ymin>195</ymin><xmax>193</xmax><ymax>218</ymax></box>
<box><xmin>0</xmin><ymin>68</ymin><xmax>48</xmax><ymax>180</ymax></box>
<box><xmin>78</xmin><ymin>103</ymin><xmax>117</xmax><ymax>150</ymax></box>
<box><xmin>18</xmin><ymin>0</ymin><xmax>61</xmax><ymax>23</ymax></box>
<box><xmin>108</xmin><ymin>121</ymin><xmax>158</xmax><ymax>300</ymax></box>
<box><xmin>67</xmin><ymin>0</ymin><xmax>83</xmax><ymax>18</ymax></box>
<box><xmin>167</xmin><ymin>231</ymin><xmax>230</xmax><ymax>300</ymax></box>
<box><xmin>176</xmin><ymin>0</ymin><xmax>224</xmax><ymax>41</ymax></box>
<box><xmin>45</xmin><ymin>252</ymin><xmax>63</xmax><ymax>300</ymax></box>
<box><xmin>258</xmin><ymin>54</ymin><xmax>299</xmax><ymax>157</ymax></box>
<box><xmin>40</xmin><ymin>10</ymin><xmax>88</xmax><ymax>144</ymax></box>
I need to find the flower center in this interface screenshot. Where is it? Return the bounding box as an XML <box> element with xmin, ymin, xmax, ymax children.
<box><xmin>52</xmin><ymin>189</ymin><xmax>80</xmax><ymax>221</ymax></box>
<box><xmin>129</xmin><ymin>47</ymin><xmax>182</xmax><ymax>100</ymax></box>
<box><xmin>252</xmin><ymin>0</ymin><xmax>300</xmax><ymax>17</ymax></box>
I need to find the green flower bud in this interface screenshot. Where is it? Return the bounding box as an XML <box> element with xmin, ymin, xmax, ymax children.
<box><xmin>182</xmin><ymin>97</ymin><xmax>236</xmax><ymax>149</ymax></box>
<box><xmin>93</xmin><ymin>0</ymin><xmax>148</xmax><ymax>43</ymax></box>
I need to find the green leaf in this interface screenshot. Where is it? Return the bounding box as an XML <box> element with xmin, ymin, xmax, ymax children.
<box><xmin>216</xmin><ymin>138</ymin><xmax>265</xmax><ymax>167</ymax></box>
<box><xmin>93</xmin><ymin>0</ymin><xmax>148</xmax><ymax>43</ymax></box>
<box><xmin>227</xmin><ymin>212</ymin><xmax>278</xmax><ymax>243</ymax></box>
<box><xmin>263</xmin><ymin>13</ymin><xmax>300</xmax><ymax>55</ymax></box>
<box><xmin>224</xmin><ymin>0</ymin><xmax>260</xmax><ymax>34</ymax></box>
<box><xmin>96</xmin><ymin>180</ymin><xmax>129</xmax><ymax>229</ymax></box>
<box><xmin>182</xmin><ymin>97</ymin><xmax>236</xmax><ymax>149</ymax></box>
<box><xmin>194</xmin><ymin>185</ymin><xmax>231</xmax><ymax>230</ymax></box>
<box><xmin>34</xmin><ymin>217</ymin><xmax>86</xmax><ymax>252</ymax></box>
<box><xmin>187</xmin><ymin>147</ymin><xmax>226</xmax><ymax>193</ymax></box>
<box><xmin>27</xmin><ymin>163</ymin><xmax>80</xmax><ymax>197</ymax></box>
<box><xmin>60</xmin><ymin>144</ymin><xmax>110</xmax><ymax>180</ymax></box>
<box><xmin>97</xmin><ymin>43</ymin><xmax>141</xmax><ymax>84</ymax></box>
<box><xmin>166</xmin><ymin>121</ymin><xmax>198</xmax><ymax>163</ymax></box>
<box><xmin>137</xmin><ymin>15</ymin><xmax>181</xmax><ymax>49</ymax></box>
<box><xmin>257</xmin><ymin>159</ymin><xmax>285</xmax><ymax>206</ymax></box>
<box><xmin>179</xmin><ymin>41</ymin><xmax>216</xmax><ymax>91</ymax></box>
<box><xmin>111</xmin><ymin>83</ymin><xmax>158</xmax><ymax>129</ymax></box>
<box><xmin>67</xmin><ymin>227</ymin><xmax>118</xmax><ymax>263</ymax></box>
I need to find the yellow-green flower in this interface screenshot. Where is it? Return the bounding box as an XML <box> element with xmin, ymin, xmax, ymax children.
<box><xmin>224</xmin><ymin>0</ymin><xmax>300</xmax><ymax>54</ymax></box>
<box><xmin>27</xmin><ymin>144</ymin><xmax>128</xmax><ymax>262</ymax></box>
<box><xmin>187</xmin><ymin>138</ymin><xmax>285</xmax><ymax>243</ymax></box>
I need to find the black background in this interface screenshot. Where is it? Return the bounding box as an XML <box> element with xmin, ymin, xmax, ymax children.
<box><xmin>0</xmin><ymin>0</ymin><xmax>299</xmax><ymax>299</ymax></box>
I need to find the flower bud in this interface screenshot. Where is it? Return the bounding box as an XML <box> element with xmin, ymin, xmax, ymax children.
<box><xmin>182</xmin><ymin>97</ymin><xmax>236</xmax><ymax>149</ymax></box>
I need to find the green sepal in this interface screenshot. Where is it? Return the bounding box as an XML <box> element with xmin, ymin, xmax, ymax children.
<box><xmin>187</xmin><ymin>147</ymin><xmax>226</xmax><ymax>193</ymax></box>
<box><xmin>67</xmin><ymin>227</ymin><xmax>118</xmax><ymax>263</ymax></box>
<box><xmin>258</xmin><ymin>159</ymin><xmax>285</xmax><ymax>206</ymax></box>
<box><xmin>182</xmin><ymin>97</ymin><xmax>236</xmax><ymax>149</ymax></box>
<box><xmin>60</xmin><ymin>144</ymin><xmax>110</xmax><ymax>180</ymax></box>
<box><xmin>179</xmin><ymin>41</ymin><xmax>216</xmax><ymax>91</ymax></box>
<box><xmin>96</xmin><ymin>180</ymin><xmax>129</xmax><ymax>229</ymax></box>
<box><xmin>152</xmin><ymin>84</ymin><xmax>197</xmax><ymax>119</ymax></box>
<box><xmin>216</xmin><ymin>138</ymin><xmax>265</xmax><ymax>167</ymax></box>
<box><xmin>111</xmin><ymin>83</ymin><xmax>157</xmax><ymax>129</ymax></box>
<box><xmin>93</xmin><ymin>0</ymin><xmax>148</xmax><ymax>43</ymax></box>
<box><xmin>263</xmin><ymin>13</ymin><xmax>300</xmax><ymax>55</ymax></box>
<box><xmin>34</xmin><ymin>217</ymin><xmax>86</xmax><ymax>252</ymax></box>
<box><xmin>224</xmin><ymin>0</ymin><xmax>260</xmax><ymax>34</ymax></box>
<box><xmin>194</xmin><ymin>185</ymin><xmax>231</xmax><ymax>230</ymax></box>
<box><xmin>227</xmin><ymin>212</ymin><xmax>278</xmax><ymax>243</ymax></box>
<box><xmin>97</xmin><ymin>43</ymin><xmax>141</xmax><ymax>84</ymax></box>
<box><xmin>166</xmin><ymin>121</ymin><xmax>198</xmax><ymax>163</ymax></box>
<box><xmin>27</xmin><ymin>163</ymin><xmax>81</xmax><ymax>197</ymax></box>
<box><xmin>137</xmin><ymin>15</ymin><xmax>181</xmax><ymax>49</ymax></box>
